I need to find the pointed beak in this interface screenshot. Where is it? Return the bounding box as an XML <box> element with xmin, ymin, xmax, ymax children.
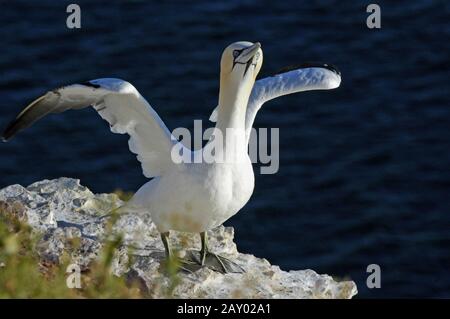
<box><xmin>238</xmin><ymin>42</ymin><xmax>261</xmax><ymax>63</ymax></box>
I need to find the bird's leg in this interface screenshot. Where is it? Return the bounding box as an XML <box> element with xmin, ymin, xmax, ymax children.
<box><xmin>160</xmin><ymin>231</ymin><xmax>201</xmax><ymax>274</ymax></box>
<box><xmin>200</xmin><ymin>231</ymin><xmax>208</xmax><ymax>266</ymax></box>
<box><xmin>198</xmin><ymin>232</ymin><xmax>245</xmax><ymax>274</ymax></box>
<box><xmin>161</xmin><ymin>231</ymin><xmax>172</xmax><ymax>259</ymax></box>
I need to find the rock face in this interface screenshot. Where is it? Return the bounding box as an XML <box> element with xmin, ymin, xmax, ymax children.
<box><xmin>0</xmin><ymin>178</ymin><xmax>357</xmax><ymax>298</ymax></box>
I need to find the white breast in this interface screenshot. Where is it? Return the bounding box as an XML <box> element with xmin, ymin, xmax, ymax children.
<box><xmin>130</xmin><ymin>157</ymin><xmax>255</xmax><ymax>233</ymax></box>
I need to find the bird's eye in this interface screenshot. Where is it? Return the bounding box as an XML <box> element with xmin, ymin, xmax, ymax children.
<box><xmin>233</xmin><ymin>50</ymin><xmax>241</xmax><ymax>58</ymax></box>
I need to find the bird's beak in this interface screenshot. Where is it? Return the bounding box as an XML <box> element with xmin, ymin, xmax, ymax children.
<box><xmin>234</xmin><ymin>42</ymin><xmax>261</xmax><ymax>77</ymax></box>
<box><xmin>237</xmin><ymin>42</ymin><xmax>261</xmax><ymax>63</ymax></box>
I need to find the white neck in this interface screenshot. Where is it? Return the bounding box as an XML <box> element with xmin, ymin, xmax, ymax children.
<box><xmin>211</xmin><ymin>77</ymin><xmax>253</xmax><ymax>159</ymax></box>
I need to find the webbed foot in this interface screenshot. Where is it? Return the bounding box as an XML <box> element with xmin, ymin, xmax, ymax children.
<box><xmin>186</xmin><ymin>232</ymin><xmax>245</xmax><ymax>274</ymax></box>
<box><xmin>187</xmin><ymin>250</ymin><xmax>244</xmax><ymax>274</ymax></box>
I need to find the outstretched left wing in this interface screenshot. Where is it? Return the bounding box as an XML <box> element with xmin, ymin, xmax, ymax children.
<box><xmin>210</xmin><ymin>64</ymin><xmax>341</xmax><ymax>143</ymax></box>
<box><xmin>2</xmin><ymin>78</ymin><xmax>182</xmax><ymax>178</ymax></box>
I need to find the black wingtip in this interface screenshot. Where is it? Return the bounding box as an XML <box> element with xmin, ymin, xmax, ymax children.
<box><xmin>321</xmin><ymin>63</ymin><xmax>341</xmax><ymax>76</ymax></box>
<box><xmin>81</xmin><ymin>81</ymin><xmax>101</xmax><ymax>89</ymax></box>
<box><xmin>1</xmin><ymin>133</ymin><xmax>10</xmax><ymax>142</ymax></box>
<box><xmin>272</xmin><ymin>62</ymin><xmax>341</xmax><ymax>77</ymax></box>
<box><xmin>1</xmin><ymin>116</ymin><xmax>24</xmax><ymax>142</ymax></box>
<box><xmin>1</xmin><ymin>124</ymin><xmax>15</xmax><ymax>142</ymax></box>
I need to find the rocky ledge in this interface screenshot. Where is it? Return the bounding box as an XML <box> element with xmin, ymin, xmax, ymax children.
<box><xmin>0</xmin><ymin>177</ymin><xmax>357</xmax><ymax>298</ymax></box>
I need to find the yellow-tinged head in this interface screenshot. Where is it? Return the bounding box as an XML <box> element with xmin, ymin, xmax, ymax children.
<box><xmin>220</xmin><ymin>41</ymin><xmax>263</xmax><ymax>87</ymax></box>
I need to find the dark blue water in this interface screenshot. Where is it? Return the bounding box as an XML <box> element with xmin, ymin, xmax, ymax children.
<box><xmin>0</xmin><ymin>0</ymin><xmax>449</xmax><ymax>298</ymax></box>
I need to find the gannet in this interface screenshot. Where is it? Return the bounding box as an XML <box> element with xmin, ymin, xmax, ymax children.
<box><xmin>1</xmin><ymin>41</ymin><xmax>341</xmax><ymax>273</ymax></box>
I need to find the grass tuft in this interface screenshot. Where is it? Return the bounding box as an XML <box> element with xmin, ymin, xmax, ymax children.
<box><xmin>0</xmin><ymin>200</ymin><xmax>180</xmax><ymax>298</ymax></box>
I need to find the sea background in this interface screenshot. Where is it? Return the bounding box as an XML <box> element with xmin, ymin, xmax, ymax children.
<box><xmin>0</xmin><ymin>0</ymin><xmax>449</xmax><ymax>298</ymax></box>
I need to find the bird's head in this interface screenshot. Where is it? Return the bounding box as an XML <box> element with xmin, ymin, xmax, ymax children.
<box><xmin>220</xmin><ymin>41</ymin><xmax>263</xmax><ymax>90</ymax></box>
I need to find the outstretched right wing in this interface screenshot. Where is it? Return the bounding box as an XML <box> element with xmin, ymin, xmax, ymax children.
<box><xmin>209</xmin><ymin>64</ymin><xmax>341</xmax><ymax>143</ymax></box>
<box><xmin>2</xmin><ymin>78</ymin><xmax>184</xmax><ymax>178</ymax></box>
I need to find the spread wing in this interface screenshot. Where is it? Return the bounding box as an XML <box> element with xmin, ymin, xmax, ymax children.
<box><xmin>2</xmin><ymin>78</ymin><xmax>182</xmax><ymax>178</ymax></box>
<box><xmin>209</xmin><ymin>64</ymin><xmax>342</xmax><ymax>143</ymax></box>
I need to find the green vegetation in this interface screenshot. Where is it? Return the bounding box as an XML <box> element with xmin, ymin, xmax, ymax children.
<box><xmin>0</xmin><ymin>201</ymin><xmax>181</xmax><ymax>298</ymax></box>
<box><xmin>113</xmin><ymin>189</ymin><xmax>134</xmax><ymax>202</ymax></box>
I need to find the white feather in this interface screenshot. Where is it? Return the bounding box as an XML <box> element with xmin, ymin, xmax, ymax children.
<box><xmin>11</xmin><ymin>78</ymin><xmax>181</xmax><ymax>178</ymax></box>
<box><xmin>209</xmin><ymin>66</ymin><xmax>341</xmax><ymax>143</ymax></box>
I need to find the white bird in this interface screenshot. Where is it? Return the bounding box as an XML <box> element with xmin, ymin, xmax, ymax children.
<box><xmin>1</xmin><ymin>41</ymin><xmax>341</xmax><ymax>273</ymax></box>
